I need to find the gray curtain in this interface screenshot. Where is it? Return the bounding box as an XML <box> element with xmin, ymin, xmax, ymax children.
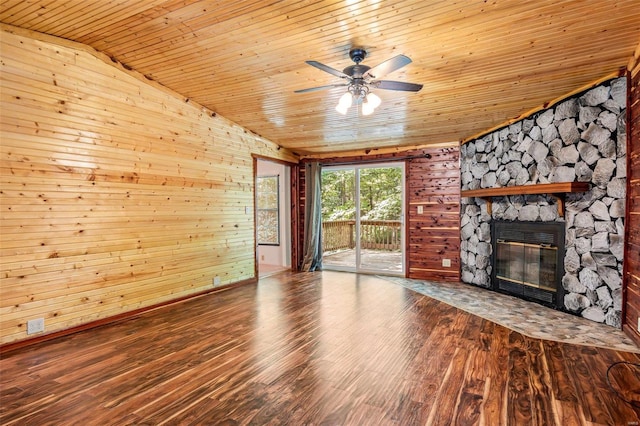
<box><xmin>301</xmin><ymin>162</ymin><xmax>323</xmax><ymax>271</ymax></box>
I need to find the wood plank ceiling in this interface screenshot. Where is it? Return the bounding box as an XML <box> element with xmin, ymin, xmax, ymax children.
<box><xmin>1</xmin><ymin>0</ymin><xmax>639</xmax><ymax>155</ymax></box>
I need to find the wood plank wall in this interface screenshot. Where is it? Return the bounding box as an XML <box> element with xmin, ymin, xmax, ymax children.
<box><xmin>297</xmin><ymin>147</ymin><xmax>460</xmax><ymax>281</ymax></box>
<box><xmin>0</xmin><ymin>26</ymin><xmax>297</xmax><ymax>345</ymax></box>
<box><xmin>406</xmin><ymin>148</ymin><xmax>460</xmax><ymax>281</ymax></box>
<box><xmin>624</xmin><ymin>61</ymin><xmax>640</xmax><ymax>345</ymax></box>
<box><xmin>295</xmin><ymin>165</ymin><xmax>306</xmax><ymax>271</ymax></box>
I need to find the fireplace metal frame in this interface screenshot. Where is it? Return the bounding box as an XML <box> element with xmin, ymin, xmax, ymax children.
<box><xmin>491</xmin><ymin>220</ymin><xmax>565</xmax><ymax>310</ymax></box>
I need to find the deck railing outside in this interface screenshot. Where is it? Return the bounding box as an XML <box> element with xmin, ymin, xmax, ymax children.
<box><xmin>322</xmin><ymin>220</ymin><xmax>401</xmax><ymax>252</ymax></box>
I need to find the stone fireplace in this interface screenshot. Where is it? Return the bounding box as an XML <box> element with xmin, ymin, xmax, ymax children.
<box><xmin>460</xmin><ymin>77</ymin><xmax>627</xmax><ymax>327</ymax></box>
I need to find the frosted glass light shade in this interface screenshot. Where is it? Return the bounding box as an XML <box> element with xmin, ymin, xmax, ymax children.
<box><xmin>362</xmin><ymin>92</ymin><xmax>381</xmax><ymax>115</ymax></box>
<box><xmin>338</xmin><ymin>92</ymin><xmax>353</xmax><ymax>108</ymax></box>
<box><xmin>367</xmin><ymin>92</ymin><xmax>381</xmax><ymax>109</ymax></box>
<box><xmin>336</xmin><ymin>103</ymin><xmax>349</xmax><ymax>114</ymax></box>
<box><xmin>362</xmin><ymin>101</ymin><xmax>375</xmax><ymax>115</ymax></box>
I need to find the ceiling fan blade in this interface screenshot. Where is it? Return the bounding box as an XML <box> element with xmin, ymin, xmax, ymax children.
<box><xmin>294</xmin><ymin>83</ymin><xmax>349</xmax><ymax>93</ymax></box>
<box><xmin>372</xmin><ymin>80</ymin><xmax>423</xmax><ymax>92</ymax></box>
<box><xmin>364</xmin><ymin>55</ymin><xmax>412</xmax><ymax>79</ymax></box>
<box><xmin>305</xmin><ymin>61</ymin><xmax>349</xmax><ymax>79</ymax></box>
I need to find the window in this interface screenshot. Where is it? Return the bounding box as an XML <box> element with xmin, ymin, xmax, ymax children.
<box><xmin>256</xmin><ymin>175</ymin><xmax>279</xmax><ymax>245</ymax></box>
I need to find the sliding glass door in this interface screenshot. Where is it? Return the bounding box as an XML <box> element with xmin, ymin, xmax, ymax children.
<box><xmin>321</xmin><ymin>162</ymin><xmax>404</xmax><ymax>275</ymax></box>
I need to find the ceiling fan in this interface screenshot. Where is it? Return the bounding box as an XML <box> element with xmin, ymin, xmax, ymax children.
<box><xmin>295</xmin><ymin>48</ymin><xmax>423</xmax><ymax>115</ymax></box>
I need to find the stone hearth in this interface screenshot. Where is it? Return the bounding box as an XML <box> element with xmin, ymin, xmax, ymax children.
<box><xmin>460</xmin><ymin>77</ymin><xmax>627</xmax><ymax>328</ymax></box>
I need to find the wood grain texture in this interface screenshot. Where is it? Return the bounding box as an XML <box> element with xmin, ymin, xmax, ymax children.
<box><xmin>407</xmin><ymin>147</ymin><xmax>461</xmax><ymax>281</ymax></box>
<box><xmin>624</xmin><ymin>60</ymin><xmax>640</xmax><ymax>346</ymax></box>
<box><xmin>1</xmin><ymin>2</ymin><xmax>640</xmax><ymax>155</ymax></box>
<box><xmin>0</xmin><ymin>271</ymin><xmax>638</xmax><ymax>425</ymax></box>
<box><xmin>0</xmin><ymin>27</ymin><xmax>296</xmax><ymax>345</ymax></box>
<box><xmin>460</xmin><ymin>182</ymin><xmax>590</xmax><ymax>198</ymax></box>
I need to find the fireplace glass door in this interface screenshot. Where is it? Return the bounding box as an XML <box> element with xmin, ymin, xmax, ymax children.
<box><xmin>491</xmin><ymin>221</ymin><xmax>565</xmax><ymax>309</ymax></box>
<box><xmin>496</xmin><ymin>241</ymin><xmax>557</xmax><ymax>292</ymax></box>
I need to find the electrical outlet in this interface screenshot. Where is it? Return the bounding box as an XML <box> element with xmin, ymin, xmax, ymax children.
<box><xmin>245</xmin><ymin>206</ymin><xmax>251</xmax><ymax>214</ymax></box>
<box><xmin>442</xmin><ymin>259</ymin><xmax>451</xmax><ymax>267</ymax></box>
<box><xmin>213</xmin><ymin>276</ymin><xmax>221</xmax><ymax>286</ymax></box>
<box><xmin>27</xmin><ymin>318</ymin><xmax>45</xmax><ymax>335</ymax></box>
<box><xmin>417</xmin><ymin>205</ymin><xmax>424</xmax><ymax>214</ymax></box>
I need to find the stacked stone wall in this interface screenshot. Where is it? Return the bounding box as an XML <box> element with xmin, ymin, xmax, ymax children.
<box><xmin>460</xmin><ymin>77</ymin><xmax>627</xmax><ymax>327</ymax></box>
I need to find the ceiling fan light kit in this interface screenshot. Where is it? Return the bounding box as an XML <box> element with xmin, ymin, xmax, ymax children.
<box><xmin>361</xmin><ymin>92</ymin><xmax>381</xmax><ymax>116</ymax></box>
<box><xmin>336</xmin><ymin>92</ymin><xmax>353</xmax><ymax>114</ymax></box>
<box><xmin>296</xmin><ymin>48</ymin><xmax>423</xmax><ymax>116</ymax></box>
<box><xmin>335</xmin><ymin>83</ymin><xmax>381</xmax><ymax>115</ymax></box>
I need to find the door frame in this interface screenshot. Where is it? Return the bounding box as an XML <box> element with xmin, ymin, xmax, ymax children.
<box><xmin>252</xmin><ymin>155</ymin><xmax>298</xmax><ymax>279</ymax></box>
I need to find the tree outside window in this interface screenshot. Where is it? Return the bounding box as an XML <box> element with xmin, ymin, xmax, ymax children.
<box><xmin>257</xmin><ymin>175</ymin><xmax>279</xmax><ymax>245</ymax></box>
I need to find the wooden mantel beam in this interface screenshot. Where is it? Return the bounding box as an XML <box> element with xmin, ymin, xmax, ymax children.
<box><xmin>460</xmin><ymin>182</ymin><xmax>591</xmax><ymax>217</ymax></box>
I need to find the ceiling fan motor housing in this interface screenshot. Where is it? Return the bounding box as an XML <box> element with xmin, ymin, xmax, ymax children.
<box><xmin>349</xmin><ymin>48</ymin><xmax>367</xmax><ymax>64</ymax></box>
<box><xmin>343</xmin><ymin>64</ymin><xmax>371</xmax><ymax>78</ymax></box>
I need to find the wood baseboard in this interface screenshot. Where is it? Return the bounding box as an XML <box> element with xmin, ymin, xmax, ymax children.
<box><xmin>0</xmin><ymin>277</ymin><xmax>257</xmax><ymax>356</ymax></box>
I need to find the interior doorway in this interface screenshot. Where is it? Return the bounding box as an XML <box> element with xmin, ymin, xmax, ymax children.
<box><xmin>256</xmin><ymin>159</ymin><xmax>291</xmax><ymax>278</ymax></box>
<box><xmin>321</xmin><ymin>162</ymin><xmax>405</xmax><ymax>275</ymax></box>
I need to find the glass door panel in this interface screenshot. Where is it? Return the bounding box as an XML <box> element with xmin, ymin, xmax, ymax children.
<box><xmin>321</xmin><ymin>163</ymin><xmax>404</xmax><ymax>275</ymax></box>
<box><xmin>321</xmin><ymin>168</ymin><xmax>356</xmax><ymax>270</ymax></box>
<box><xmin>358</xmin><ymin>166</ymin><xmax>404</xmax><ymax>273</ymax></box>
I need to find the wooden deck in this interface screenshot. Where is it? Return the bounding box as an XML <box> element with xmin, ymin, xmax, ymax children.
<box><xmin>1</xmin><ymin>271</ymin><xmax>639</xmax><ymax>424</ymax></box>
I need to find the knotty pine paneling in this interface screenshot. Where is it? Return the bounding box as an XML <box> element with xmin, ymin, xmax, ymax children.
<box><xmin>298</xmin><ymin>146</ymin><xmax>460</xmax><ymax>281</ymax></box>
<box><xmin>0</xmin><ymin>27</ymin><xmax>297</xmax><ymax>345</ymax></box>
<box><xmin>2</xmin><ymin>2</ymin><xmax>639</xmax><ymax>155</ymax></box>
<box><xmin>624</xmin><ymin>62</ymin><xmax>640</xmax><ymax>345</ymax></box>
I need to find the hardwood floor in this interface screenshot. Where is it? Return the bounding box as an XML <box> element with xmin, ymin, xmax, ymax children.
<box><xmin>1</xmin><ymin>271</ymin><xmax>639</xmax><ymax>425</ymax></box>
<box><xmin>258</xmin><ymin>263</ymin><xmax>289</xmax><ymax>279</ymax></box>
